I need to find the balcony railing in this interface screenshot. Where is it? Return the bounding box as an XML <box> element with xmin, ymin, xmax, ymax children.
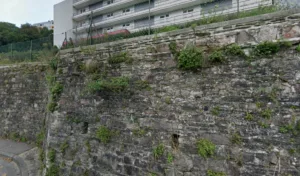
<box><xmin>73</xmin><ymin>0</ymin><xmax>125</xmax><ymax>16</ymax></box>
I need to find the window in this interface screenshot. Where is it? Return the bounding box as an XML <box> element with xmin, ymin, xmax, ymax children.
<box><xmin>80</xmin><ymin>9</ymin><xmax>86</xmax><ymax>13</ymax></box>
<box><xmin>107</xmin><ymin>27</ymin><xmax>113</xmax><ymax>30</ymax></box>
<box><xmin>107</xmin><ymin>13</ymin><xmax>113</xmax><ymax>17</ymax></box>
<box><xmin>160</xmin><ymin>14</ymin><xmax>169</xmax><ymax>18</ymax></box>
<box><xmin>123</xmin><ymin>23</ymin><xmax>130</xmax><ymax>27</ymax></box>
<box><xmin>107</xmin><ymin>0</ymin><xmax>114</xmax><ymax>5</ymax></box>
<box><xmin>123</xmin><ymin>9</ymin><xmax>130</xmax><ymax>13</ymax></box>
<box><xmin>183</xmin><ymin>9</ymin><xmax>193</xmax><ymax>13</ymax></box>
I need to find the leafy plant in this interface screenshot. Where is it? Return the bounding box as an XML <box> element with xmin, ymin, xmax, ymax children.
<box><xmin>48</xmin><ymin>149</ymin><xmax>56</xmax><ymax>163</ymax></box>
<box><xmin>224</xmin><ymin>44</ymin><xmax>245</xmax><ymax>57</ymax></box>
<box><xmin>260</xmin><ymin>108</ymin><xmax>272</xmax><ymax>119</ymax></box>
<box><xmin>254</xmin><ymin>41</ymin><xmax>280</xmax><ymax>56</ymax></box>
<box><xmin>207</xmin><ymin>169</ymin><xmax>226</xmax><ymax>176</ymax></box>
<box><xmin>96</xmin><ymin>126</ymin><xmax>112</xmax><ymax>144</ymax></box>
<box><xmin>49</xmin><ymin>58</ymin><xmax>58</xmax><ymax>71</ymax></box>
<box><xmin>108</xmin><ymin>52</ymin><xmax>132</xmax><ymax>64</ymax></box>
<box><xmin>47</xmin><ymin>101</ymin><xmax>57</xmax><ymax>112</ymax></box>
<box><xmin>153</xmin><ymin>144</ymin><xmax>165</xmax><ymax>159</ymax></box>
<box><xmin>45</xmin><ymin>164</ymin><xmax>59</xmax><ymax>176</ymax></box>
<box><xmin>178</xmin><ymin>46</ymin><xmax>204</xmax><ymax>70</ymax></box>
<box><xmin>167</xmin><ymin>152</ymin><xmax>174</xmax><ymax>164</ymax></box>
<box><xmin>209</xmin><ymin>50</ymin><xmax>225</xmax><ymax>63</ymax></box>
<box><xmin>231</xmin><ymin>132</ymin><xmax>242</xmax><ymax>145</ymax></box>
<box><xmin>197</xmin><ymin>138</ymin><xmax>216</xmax><ymax>158</ymax></box>
<box><xmin>296</xmin><ymin>45</ymin><xmax>300</xmax><ymax>52</ymax></box>
<box><xmin>50</xmin><ymin>82</ymin><xmax>63</xmax><ymax>100</ymax></box>
<box><xmin>87</xmin><ymin>77</ymin><xmax>129</xmax><ymax>93</ymax></box>
<box><xmin>211</xmin><ymin>106</ymin><xmax>220</xmax><ymax>116</ymax></box>
<box><xmin>132</xmin><ymin>128</ymin><xmax>147</xmax><ymax>137</ymax></box>
<box><xmin>245</xmin><ymin>112</ymin><xmax>254</xmax><ymax>121</ymax></box>
<box><xmin>36</xmin><ymin>130</ymin><xmax>45</xmax><ymax>146</ymax></box>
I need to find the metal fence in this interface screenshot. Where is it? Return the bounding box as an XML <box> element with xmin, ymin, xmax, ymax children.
<box><xmin>0</xmin><ymin>36</ymin><xmax>56</xmax><ymax>62</ymax></box>
<box><xmin>0</xmin><ymin>0</ymin><xmax>299</xmax><ymax>61</ymax></box>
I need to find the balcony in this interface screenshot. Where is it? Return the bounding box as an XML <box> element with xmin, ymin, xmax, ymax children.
<box><xmin>73</xmin><ymin>0</ymin><xmax>148</xmax><ymax>21</ymax></box>
<box><xmin>73</xmin><ymin>0</ymin><xmax>102</xmax><ymax>9</ymax></box>
<box><xmin>74</xmin><ymin>0</ymin><xmax>212</xmax><ymax>33</ymax></box>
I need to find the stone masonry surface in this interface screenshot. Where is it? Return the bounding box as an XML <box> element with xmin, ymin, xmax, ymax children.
<box><xmin>1</xmin><ymin>10</ymin><xmax>300</xmax><ymax>176</ymax></box>
<box><xmin>45</xmin><ymin>11</ymin><xmax>300</xmax><ymax>176</ymax></box>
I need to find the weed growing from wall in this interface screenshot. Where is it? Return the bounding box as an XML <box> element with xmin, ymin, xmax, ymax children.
<box><xmin>60</xmin><ymin>141</ymin><xmax>69</xmax><ymax>154</ymax></box>
<box><xmin>96</xmin><ymin>126</ymin><xmax>112</xmax><ymax>144</ymax></box>
<box><xmin>87</xmin><ymin>76</ymin><xmax>129</xmax><ymax>93</ymax></box>
<box><xmin>253</xmin><ymin>41</ymin><xmax>280</xmax><ymax>56</ymax></box>
<box><xmin>108</xmin><ymin>52</ymin><xmax>132</xmax><ymax>64</ymax></box>
<box><xmin>169</xmin><ymin>41</ymin><xmax>179</xmax><ymax>59</ymax></box>
<box><xmin>178</xmin><ymin>45</ymin><xmax>204</xmax><ymax>70</ymax></box>
<box><xmin>296</xmin><ymin>45</ymin><xmax>300</xmax><ymax>52</ymax></box>
<box><xmin>207</xmin><ymin>169</ymin><xmax>226</xmax><ymax>176</ymax></box>
<box><xmin>231</xmin><ymin>132</ymin><xmax>242</xmax><ymax>145</ymax></box>
<box><xmin>153</xmin><ymin>144</ymin><xmax>165</xmax><ymax>159</ymax></box>
<box><xmin>224</xmin><ymin>44</ymin><xmax>246</xmax><ymax>57</ymax></box>
<box><xmin>197</xmin><ymin>138</ymin><xmax>216</xmax><ymax>158</ymax></box>
<box><xmin>167</xmin><ymin>153</ymin><xmax>174</xmax><ymax>164</ymax></box>
<box><xmin>209</xmin><ymin>50</ymin><xmax>225</xmax><ymax>63</ymax></box>
<box><xmin>245</xmin><ymin>112</ymin><xmax>254</xmax><ymax>121</ymax></box>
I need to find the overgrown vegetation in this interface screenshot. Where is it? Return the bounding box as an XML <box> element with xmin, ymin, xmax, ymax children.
<box><xmin>87</xmin><ymin>77</ymin><xmax>129</xmax><ymax>93</ymax></box>
<box><xmin>153</xmin><ymin>143</ymin><xmax>165</xmax><ymax>159</ymax></box>
<box><xmin>197</xmin><ymin>138</ymin><xmax>216</xmax><ymax>158</ymax></box>
<box><xmin>209</xmin><ymin>50</ymin><xmax>225</xmax><ymax>63</ymax></box>
<box><xmin>211</xmin><ymin>106</ymin><xmax>220</xmax><ymax>116</ymax></box>
<box><xmin>207</xmin><ymin>169</ymin><xmax>226</xmax><ymax>176</ymax></box>
<box><xmin>47</xmin><ymin>82</ymin><xmax>64</xmax><ymax>112</ymax></box>
<box><xmin>253</xmin><ymin>41</ymin><xmax>280</xmax><ymax>56</ymax></box>
<box><xmin>178</xmin><ymin>46</ymin><xmax>204</xmax><ymax>70</ymax></box>
<box><xmin>108</xmin><ymin>52</ymin><xmax>132</xmax><ymax>64</ymax></box>
<box><xmin>36</xmin><ymin>130</ymin><xmax>45</xmax><ymax>146</ymax></box>
<box><xmin>245</xmin><ymin>112</ymin><xmax>254</xmax><ymax>121</ymax></box>
<box><xmin>96</xmin><ymin>126</ymin><xmax>113</xmax><ymax>144</ymax></box>
<box><xmin>167</xmin><ymin>152</ymin><xmax>174</xmax><ymax>164</ymax></box>
<box><xmin>169</xmin><ymin>41</ymin><xmax>179</xmax><ymax>59</ymax></box>
<box><xmin>224</xmin><ymin>44</ymin><xmax>246</xmax><ymax>57</ymax></box>
<box><xmin>48</xmin><ymin>149</ymin><xmax>56</xmax><ymax>163</ymax></box>
<box><xmin>260</xmin><ymin>108</ymin><xmax>272</xmax><ymax>119</ymax></box>
<box><xmin>45</xmin><ymin>164</ymin><xmax>59</xmax><ymax>176</ymax></box>
<box><xmin>296</xmin><ymin>45</ymin><xmax>300</xmax><ymax>52</ymax></box>
<box><xmin>231</xmin><ymin>132</ymin><xmax>242</xmax><ymax>145</ymax></box>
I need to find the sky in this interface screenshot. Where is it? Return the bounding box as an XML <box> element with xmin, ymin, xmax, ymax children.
<box><xmin>0</xmin><ymin>0</ymin><xmax>64</xmax><ymax>27</ymax></box>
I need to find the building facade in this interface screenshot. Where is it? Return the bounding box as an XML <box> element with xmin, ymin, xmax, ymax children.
<box><xmin>54</xmin><ymin>0</ymin><xmax>273</xmax><ymax>46</ymax></box>
<box><xmin>33</xmin><ymin>20</ymin><xmax>54</xmax><ymax>30</ymax></box>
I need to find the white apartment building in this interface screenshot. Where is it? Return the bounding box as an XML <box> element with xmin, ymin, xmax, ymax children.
<box><xmin>33</xmin><ymin>20</ymin><xmax>54</xmax><ymax>30</ymax></box>
<box><xmin>54</xmin><ymin>0</ymin><xmax>273</xmax><ymax>46</ymax></box>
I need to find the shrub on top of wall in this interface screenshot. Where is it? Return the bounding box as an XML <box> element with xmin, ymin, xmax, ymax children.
<box><xmin>178</xmin><ymin>46</ymin><xmax>204</xmax><ymax>70</ymax></box>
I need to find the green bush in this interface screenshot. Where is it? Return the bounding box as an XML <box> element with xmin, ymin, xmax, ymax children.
<box><xmin>225</xmin><ymin>44</ymin><xmax>245</xmax><ymax>57</ymax></box>
<box><xmin>167</xmin><ymin>152</ymin><xmax>174</xmax><ymax>164</ymax></box>
<box><xmin>153</xmin><ymin>144</ymin><xmax>165</xmax><ymax>159</ymax></box>
<box><xmin>254</xmin><ymin>41</ymin><xmax>280</xmax><ymax>56</ymax></box>
<box><xmin>178</xmin><ymin>46</ymin><xmax>204</xmax><ymax>70</ymax></box>
<box><xmin>87</xmin><ymin>77</ymin><xmax>129</xmax><ymax>93</ymax></box>
<box><xmin>47</xmin><ymin>101</ymin><xmax>57</xmax><ymax>112</ymax></box>
<box><xmin>197</xmin><ymin>138</ymin><xmax>216</xmax><ymax>158</ymax></box>
<box><xmin>96</xmin><ymin>126</ymin><xmax>112</xmax><ymax>144</ymax></box>
<box><xmin>209</xmin><ymin>51</ymin><xmax>225</xmax><ymax>63</ymax></box>
<box><xmin>207</xmin><ymin>169</ymin><xmax>226</xmax><ymax>176</ymax></box>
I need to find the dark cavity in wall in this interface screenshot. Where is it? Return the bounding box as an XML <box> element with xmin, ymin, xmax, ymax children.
<box><xmin>172</xmin><ymin>134</ymin><xmax>180</xmax><ymax>149</ymax></box>
<box><xmin>82</xmin><ymin>122</ymin><xmax>89</xmax><ymax>134</ymax></box>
